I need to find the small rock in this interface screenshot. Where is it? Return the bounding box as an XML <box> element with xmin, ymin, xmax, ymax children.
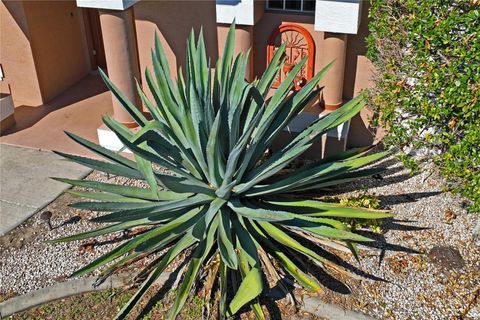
<box><xmin>40</xmin><ymin>211</ymin><xmax>53</xmax><ymax>230</ymax></box>
<box><xmin>428</xmin><ymin>246</ymin><xmax>465</xmax><ymax>269</ymax></box>
<box><xmin>473</xmin><ymin>219</ymin><xmax>480</xmax><ymax>246</ymax></box>
<box><xmin>473</xmin><ymin>219</ymin><xmax>480</xmax><ymax>238</ymax></box>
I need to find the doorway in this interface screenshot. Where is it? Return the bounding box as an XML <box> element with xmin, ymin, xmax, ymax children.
<box><xmin>83</xmin><ymin>8</ymin><xmax>107</xmax><ymax>71</ymax></box>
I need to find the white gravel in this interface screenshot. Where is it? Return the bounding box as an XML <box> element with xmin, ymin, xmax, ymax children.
<box><xmin>0</xmin><ymin>171</ymin><xmax>147</xmax><ymax>296</ymax></box>
<box><xmin>1</xmin><ymin>157</ymin><xmax>479</xmax><ymax>320</ymax></box>
<box><xmin>318</xmin><ymin>156</ymin><xmax>480</xmax><ymax>320</ymax></box>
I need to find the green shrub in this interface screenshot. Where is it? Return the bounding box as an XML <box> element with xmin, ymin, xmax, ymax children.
<box><xmin>52</xmin><ymin>23</ymin><xmax>392</xmax><ymax>319</ymax></box>
<box><xmin>367</xmin><ymin>0</ymin><xmax>480</xmax><ymax>212</ymax></box>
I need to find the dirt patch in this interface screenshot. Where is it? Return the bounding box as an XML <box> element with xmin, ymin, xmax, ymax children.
<box><xmin>6</xmin><ymin>286</ymin><xmax>324</xmax><ymax>320</ymax></box>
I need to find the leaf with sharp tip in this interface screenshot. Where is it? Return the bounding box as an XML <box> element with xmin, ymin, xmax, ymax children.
<box><xmin>52</xmin><ymin>178</ymin><xmax>163</xmax><ymax>201</ymax></box>
<box><xmin>91</xmin><ymin>194</ymin><xmax>212</xmax><ymax>222</ymax></box>
<box><xmin>69</xmin><ymin>200</ymin><xmax>160</xmax><ymax>212</ymax></box>
<box><xmin>63</xmin><ymin>131</ymin><xmax>137</xmax><ymax>169</ymax></box>
<box><xmin>264</xmin><ymin>198</ymin><xmax>393</xmax><ymax>219</ymax></box>
<box><xmin>65</xmin><ymin>190</ymin><xmax>149</xmax><ymax>203</ymax></box>
<box><xmin>257</xmin><ymin>220</ymin><xmax>342</xmax><ymax>264</ymax></box>
<box><xmin>256</xmin><ymin>43</ymin><xmax>287</xmax><ymax>97</ymax></box>
<box><xmin>64</xmin><ymin>207</ymin><xmax>205</xmax><ymax>278</ymax></box>
<box><xmin>218</xmin><ymin>207</ymin><xmax>238</xmax><ymax>269</ymax></box>
<box><xmin>49</xmin><ymin>218</ymin><xmax>151</xmax><ymax>244</ymax></box>
<box><xmin>99</xmin><ymin>68</ymin><xmax>148</xmax><ymax>127</ymax></box>
<box><xmin>247</xmin><ymin>220</ymin><xmax>323</xmax><ymax>293</ymax></box>
<box><xmin>53</xmin><ymin>151</ymin><xmax>143</xmax><ymax>180</ymax></box>
<box><xmin>136</xmin><ymin>80</ymin><xmax>164</xmax><ymax>123</ymax></box>
<box><xmin>220</xmin><ymin>21</ymin><xmax>236</xmax><ymax>97</ymax></box>
<box><xmin>114</xmin><ymin>229</ymin><xmax>198</xmax><ymax>320</ymax></box>
<box><xmin>167</xmin><ymin>215</ymin><xmax>219</xmax><ymax>320</ymax></box>
<box><xmin>227</xmin><ymin>267</ymin><xmax>263</xmax><ymax>316</ymax></box>
<box><xmin>289</xmin><ymin>167</ymin><xmax>387</xmax><ymax>193</ymax></box>
<box><xmin>244</xmin><ymin>151</ymin><xmax>389</xmax><ymax>196</ymax></box>
<box><xmin>278</xmin><ymin>219</ymin><xmax>373</xmax><ymax>242</ymax></box>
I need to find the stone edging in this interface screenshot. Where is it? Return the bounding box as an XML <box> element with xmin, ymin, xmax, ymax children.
<box><xmin>0</xmin><ymin>273</ymin><xmax>376</xmax><ymax>320</ymax></box>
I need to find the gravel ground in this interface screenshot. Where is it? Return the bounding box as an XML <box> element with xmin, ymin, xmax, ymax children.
<box><xmin>0</xmin><ymin>171</ymin><xmax>152</xmax><ymax>296</ymax></box>
<box><xmin>314</xmin><ymin>157</ymin><xmax>480</xmax><ymax>320</ymax></box>
<box><xmin>1</xmin><ymin>157</ymin><xmax>479</xmax><ymax>319</ymax></box>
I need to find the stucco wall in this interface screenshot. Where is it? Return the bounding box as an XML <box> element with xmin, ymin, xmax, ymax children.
<box><xmin>23</xmin><ymin>0</ymin><xmax>90</xmax><ymax>103</ymax></box>
<box><xmin>254</xmin><ymin>9</ymin><xmax>377</xmax><ymax>146</ymax></box>
<box><xmin>343</xmin><ymin>1</ymin><xmax>382</xmax><ymax>147</ymax></box>
<box><xmin>134</xmin><ymin>0</ymin><xmax>218</xmax><ymax>104</ymax></box>
<box><xmin>0</xmin><ymin>1</ymin><xmax>43</xmax><ymax>106</ymax></box>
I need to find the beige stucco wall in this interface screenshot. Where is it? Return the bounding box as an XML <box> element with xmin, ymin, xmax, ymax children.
<box><xmin>22</xmin><ymin>0</ymin><xmax>90</xmax><ymax>104</ymax></box>
<box><xmin>1</xmin><ymin>1</ymin><xmax>90</xmax><ymax>107</ymax></box>
<box><xmin>0</xmin><ymin>1</ymin><xmax>43</xmax><ymax>106</ymax></box>
<box><xmin>134</xmin><ymin>0</ymin><xmax>218</xmax><ymax>105</ymax></box>
<box><xmin>217</xmin><ymin>24</ymin><xmax>254</xmax><ymax>80</ymax></box>
<box><xmin>254</xmin><ymin>8</ymin><xmax>377</xmax><ymax>147</ymax></box>
<box><xmin>343</xmin><ymin>2</ymin><xmax>383</xmax><ymax>147</ymax></box>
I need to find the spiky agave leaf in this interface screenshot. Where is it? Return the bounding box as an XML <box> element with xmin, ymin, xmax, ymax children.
<box><xmin>52</xmin><ymin>22</ymin><xmax>393</xmax><ymax>319</ymax></box>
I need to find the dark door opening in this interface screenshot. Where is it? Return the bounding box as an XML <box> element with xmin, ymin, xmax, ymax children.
<box><xmin>83</xmin><ymin>8</ymin><xmax>107</xmax><ymax>71</ymax></box>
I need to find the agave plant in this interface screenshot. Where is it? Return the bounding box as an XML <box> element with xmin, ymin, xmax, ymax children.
<box><xmin>52</xmin><ymin>23</ymin><xmax>392</xmax><ymax>319</ymax></box>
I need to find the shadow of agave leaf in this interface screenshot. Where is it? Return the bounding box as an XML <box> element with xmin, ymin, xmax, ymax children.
<box><xmin>57</xmin><ymin>215</ymin><xmax>82</xmax><ymax>228</ymax></box>
<box><xmin>308</xmin><ymin>263</ymin><xmax>353</xmax><ymax>295</ymax></box>
<box><xmin>266</xmin><ymin>276</ymin><xmax>296</xmax><ymax>301</ymax></box>
<box><xmin>352</xmin><ymin>230</ymin><xmax>423</xmax><ymax>267</ymax></box>
<box><xmin>355</xmin><ymin>231</ymin><xmax>422</xmax><ymax>255</ymax></box>
<box><xmin>293</xmin><ymin>233</ymin><xmax>389</xmax><ymax>283</ymax></box>
<box><xmin>382</xmin><ymin>220</ymin><xmax>430</xmax><ymax>232</ymax></box>
<box><xmin>377</xmin><ymin>191</ymin><xmax>442</xmax><ymax>206</ymax></box>
<box><xmin>135</xmin><ymin>258</ymin><xmax>190</xmax><ymax>320</ymax></box>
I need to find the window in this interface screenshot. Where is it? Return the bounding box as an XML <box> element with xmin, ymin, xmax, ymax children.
<box><xmin>267</xmin><ymin>0</ymin><xmax>316</xmax><ymax>12</ymax></box>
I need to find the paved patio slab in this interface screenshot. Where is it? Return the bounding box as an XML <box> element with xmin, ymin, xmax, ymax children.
<box><xmin>0</xmin><ymin>144</ymin><xmax>91</xmax><ymax>235</ymax></box>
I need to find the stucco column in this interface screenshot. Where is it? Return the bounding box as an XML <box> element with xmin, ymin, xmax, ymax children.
<box><xmin>218</xmin><ymin>24</ymin><xmax>254</xmax><ymax>82</ymax></box>
<box><xmin>322</xmin><ymin>32</ymin><xmax>347</xmax><ymax>110</ymax></box>
<box><xmin>99</xmin><ymin>7</ymin><xmax>140</xmax><ymax>126</ymax></box>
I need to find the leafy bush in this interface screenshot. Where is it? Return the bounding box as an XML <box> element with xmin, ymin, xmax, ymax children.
<box><xmin>367</xmin><ymin>0</ymin><xmax>480</xmax><ymax>212</ymax></box>
<box><xmin>52</xmin><ymin>23</ymin><xmax>392</xmax><ymax>319</ymax></box>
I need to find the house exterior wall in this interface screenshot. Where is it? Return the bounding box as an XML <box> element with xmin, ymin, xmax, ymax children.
<box><xmin>22</xmin><ymin>0</ymin><xmax>91</xmax><ymax>104</ymax></box>
<box><xmin>0</xmin><ymin>0</ymin><xmax>90</xmax><ymax>107</ymax></box>
<box><xmin>134</xmin><ymin>0</ymin><xmax>218</xmax><ymax>106</ymax></box>
<box><xmin>133</xmin><ymin>1</ymin><xmax>377</xmax><ymax>149</ymax></box>
<box><xmin>0</xmin><ymin>1</ymin><xmax>43</xmax><ymax>106</ymax></box>
<box><xmin>342</xmin><ymin>1</ymin><xmax>383</xmax><ymax>147</ymax></box>
<box><xmin>1</xmin><ymin>0</ymin><xmax>378</xmax><ymax>150</ymax></box>
<box><xmin>253</xmin><ymin>10</ymin><xmax>374</xmax><ymax>110</ymax></box>
<box><xmin>217</xmin><ymin>24</ymin><xmax>254</xmax><ymax>80</ymax></box>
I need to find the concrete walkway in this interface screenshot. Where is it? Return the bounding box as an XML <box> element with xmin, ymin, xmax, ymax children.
<box><xmin>0</xmin><ymin>144</ymin><xmax>91</xmax><ymax>235</ymax></box>
<box><xmin>0</xmin><ymin>74</ymin><xmax>110</xmax><ymax>157</ymax></box>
